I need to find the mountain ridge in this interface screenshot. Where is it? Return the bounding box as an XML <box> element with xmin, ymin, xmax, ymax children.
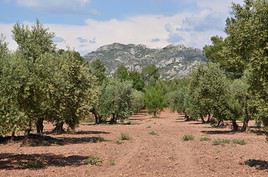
<box><xmin>84</xmin><ymin>43</ymin><xmax>207</xmax><ymax>79</ymax></box>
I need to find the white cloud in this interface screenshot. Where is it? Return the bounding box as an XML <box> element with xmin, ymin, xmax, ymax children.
<box><xmin>0</xmin><ymin>0</ymin><xmax>243</xmax><ymax>55</ymax></box>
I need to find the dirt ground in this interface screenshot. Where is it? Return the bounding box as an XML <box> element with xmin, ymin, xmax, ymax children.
<box><xmin>0</xmin><ymin>110</ymin><xmax>268</xmax><ymax>177</ymax></box>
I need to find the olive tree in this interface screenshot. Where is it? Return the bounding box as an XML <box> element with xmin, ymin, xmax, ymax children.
<box><xmin>144</xmin><ymin>81</ymin><xmax>166</xmax><ymax>117</ymax></box>
<box><xmin>98</xmin><ymin>80</ymin><xmax>133</xmax><ymax>124</ymax></box>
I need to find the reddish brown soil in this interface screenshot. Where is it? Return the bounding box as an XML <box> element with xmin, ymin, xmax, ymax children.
<box><xmin>1</xmin><ymin>110</ymin><xmax>268</xmax><ymax>177</ymax></box>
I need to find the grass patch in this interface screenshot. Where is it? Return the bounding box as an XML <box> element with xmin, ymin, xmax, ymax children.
<box><xmin>149</xmin><ymin>131</ymin><xmax>158</xmax><ymax>136</ymax></box>
<box><xmin>25</xmin><ymin>160</ymin><xmax>44</xmax><ymax>169</ymax></box>
<box><xmin>115</xmin><ymin>139</ymin><xmax>123</xmax><ymax>145</ymax></box>
<box><xmin>85</xmin><ymin>156</ymin><xmax>102</xmax><ymax>166</ymax></box>
<box><xmin>200</xmin><ymin>136</ymin><xmax>211</xmax><ymax>142</ymax></box>
<box><xmin>212</xmin><ymin>139</ymin><xmax>231</xmax><ymax>145</ymax></box>
<box><xmin>232</xmin><ymin>139</ymin><xmax>247</xmax><ymax>145</ymax></box>
<box><xmin>182</xmin><ymin>134</ymin><xmax>194</xmax><ymax>141</ymax></box>
<box><xmin>110</xmin><ymin>159</ymin><xmax>116</xmax><ymax>166</ymax></box>
<box><xmin>119</xmin><ymin>133</ymin><xmax>130</xmax><ymax>141</ymax></box>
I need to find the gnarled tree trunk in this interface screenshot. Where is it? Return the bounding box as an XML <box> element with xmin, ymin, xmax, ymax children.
<box><xmin>232</xmin><ymin>120</ymin><xmax>239</xmax><ymax>131</ymax></box>
<box><xmin>110</xmin><ymin>113</ymin><xmax>117</xmax><ymax>124</ymax></box>
<box><xmin>52</xmin><ymin>121</ymin><xmax>65</xmax><ymax>134</ymax></box>
<box><xmin>241</xmin><ymin>99</ymin><xmax>249</xmax><ymax>132</ymax></box>
<box><xmin>200</xmin><ymin>114</ymin><xmax>205</xmax><ymax>124</ymax></box>
<box><xmin>24</xmin><ymin>119</ymin><xmax>32</xmax><ymax>137</ymax></box>
<box><xmin>36</xmin><ymin>117</ymin><xmax>44</xmax><ymax>135</ymax></box>
<box><xmin>216</xmin><ymin>120</ymin><xmax>224</xmax><ymax>127</ymax></box>
<box><xmin>91</xmin><ymin>107</ymin><xmax>102</xmax><ymax>124</ymax></box>
<box><xmin>206</xmin><ymin>113</ymin><xmax>211</xmax><ymax>123</ymax></box>
<box><xmin>184</xmin><ymin>112</ymin><xmax>190</xmax><ymax>121</ymax></box>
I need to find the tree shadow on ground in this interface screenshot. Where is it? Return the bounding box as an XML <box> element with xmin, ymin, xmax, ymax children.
<box><xmin>0</xmin><ymin>153</ymin><xmax>88</xmax><ymax>170</ymax></box>
<box><xmin>0</xmin><ymin>134</ymin><xmax>107</xmax><ymax>147</ymax></box>
<box><xmin>188</xmin><ymin>122</ymin><xmax>206</xmax><ymax>125</ymax></box>
<box><xmin>201</xmin><ymin>130</ymin><xmax>237</xmax><ymax>135</ymax></box>
<box><xmin>44</xmin><ymin>130</ymin><xmax>110</xmax><ymax>135</ymax></box>
<box><xmin>130</xmin><ymin>113</ymin><xmax>148</xmax><ymax>118</ymax></box>
<box><xmin>248</xmin><ymin>126</ymin><xmax>267</xmax><ymax>136</ymax></box>
<box><xmin>75</xmin><ymin>130</ymin><xmax>110</xmax><ymax>135</ymax></box>
<box><xmin>244</xmin><ymin>159</ymin><xmax>268</xmax><ymax>170</ymax></box>
<box><xmin>175</xmin><ymin>120</ymin><xmax>186</xmax><ymax>123</ymax></box>
<box><xmin>129</xmin><ymin>118</ymin><xmax>144</xmax><ymax>121</ymax></box>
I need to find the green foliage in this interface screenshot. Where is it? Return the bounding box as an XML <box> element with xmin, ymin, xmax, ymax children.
<box><xmin>211</xmin><ymin>138</ymin><xmax>247</xmax><ymax>145</ymax></box>
<box><xmin>0</xmin><ymin>34</ymin><xmax>8</xmax><ymax>58</ymax></box>
<box><xmin>114</xmin><ymin>64</ymin><xmax>129</xmax><ymax>81</ymax></box>
<box><xmin>200</xmin><ymin>136</ymin><xmax>211</xmax><ymax>142</ymax></box>
<box><xmin>0</xmin><ymin>21</ymin><xmax>98</xmax><ymax>136</ymax></box>
<box><xmin>0</xmin><ymin>53</ymin><xmax>29</xmax><ymax>135</ymax></box>
<box><xmin>85</xmin><ymin>156</ymin><xmax>103</xmax><ymax>166</ymax></box>
<box><xmin>48</xmin><ymin>51</ymin><xmax>98</xmax><ymax>130</ymax></box>
<box><xmin>90</xmin><ymin>59</ymin><xmax>106</xmax><ymax>85</ymax></box>
<box><xmin>204</xmin><ymin>36</ymin><xmax>225</xmax><ymax>64</ymax></box>
<box><xmin>203</xmin><ymin>0</ymin><xmax>268</xmax><ymax>131</ymax></box>
<box><xmin>148</xmin><ymin>131</ymin><xmax>158</xmax><ymax>136</ymax></box>
<box><xmin>142</xmin><ymin>64</ymin><xmax>160</xmax><ymax>85</ymax></box>
<box><xmin>12</xmin><ymin>20</ymin><xmax>55</xmax><ymax>62</ymax></box>
<box><xmin>232</xmin><ymin>139</ymin><xmax>247</xmax><ymax>145</ymax></box>
<box><xmin>130</xmin><ymin>90</ymin><xmax>144</xmax><ymax>114</ymax></box>
<box><xmin>98</xmin><ymin>80</ymin><xmax>133</xmax><ymax>123</ymax></box>
<box><xmin>144</xmin><ymin>81</ymin><xmax>166</xmax><ymax>117</ymax></box>
<box><xmin>119</xmin><ymin>133</ymin><xmax>131</xmax><ymax>141</ymax></box>
<box><xmin>128</xmin><ymin>71</ymin><xmax>145</xmax><ymax>91</ymax></box>
<box><xmin>186</xmin><ymin>63</ymin><xmax>229</xmax><ymax>122</ymax></box>
<box><xmin>182</xmin><ymin>134</ymin><xmax>194</xmax><ymax>141</ymax></box>
<box><xmin>115</xmin><ymin>139</ymin><xmax>124</xmax><ymax>145</ymax></box>
<box><xmin>25</xmin><ymin>160</ymin><xmax>44</xmax><ymax>169</ymax></box>
<box><xmin>166</xmin><ymin>86</ymin><xmax>189</xmax><ymax>115</ymax></box>
<box><xmin>212</xmin><ymin>139</ymin><xmax>231</xmax><ymax>145</ymax></box>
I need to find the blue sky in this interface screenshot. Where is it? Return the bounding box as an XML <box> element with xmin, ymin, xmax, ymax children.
<box><xmin>0</xmin><ymin>0</ymin><xmax>243</xmax><ymax>54</ymax></box>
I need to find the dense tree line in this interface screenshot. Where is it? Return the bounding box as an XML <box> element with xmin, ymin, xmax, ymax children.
<box><xmin>168</xmin><ymin>0</ymin><xmax>268</xmax><ymax>133</ymax></box>
<box><xmin>0</xmin><ymin>21</ymin><xmax>165</xmax><ymax>138</ymax></box>
<box><xmin>1</xmin><ymin>0</ymin><xmax>268</xmax><ymax>140</ymax></box>
<box><xmin>0</xmin><ymin>22</ymin><xmax>99</xmax><ymax>137</ymax></box>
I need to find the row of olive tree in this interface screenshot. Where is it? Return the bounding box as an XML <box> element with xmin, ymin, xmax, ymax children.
<box><xmin>167</xmin><ymin>63</ymin><xmax>252</xmax><ymax>131</ymax></box>
<box><xmin>0</xmin><ymin>21</ymin><xmax>156</xmax><ymax>137</ymax></box>
<box><xmin>203</xmin><ymin>0</ymin><xmax>268</xmax><ymax>131</ymax></box>
<box><xmin>0</xmin><ymin>22</ymin><xmax>99</xmax><ymax>137</ymax></box>
<box><xmin>168</xmin><ymin>0</ymin><xmax>268</xmax><ymax>132</ymax></box>
<box><xmin>89</xmin><ymin>61</ymin><xmax>166</xmax><ymax>123</ymax></box>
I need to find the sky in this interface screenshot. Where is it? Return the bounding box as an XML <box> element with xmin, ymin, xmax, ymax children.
<box><xmin>0</xmin><ymin>0</ymin><xmax>244</xmax><ymax>54</ymax></box>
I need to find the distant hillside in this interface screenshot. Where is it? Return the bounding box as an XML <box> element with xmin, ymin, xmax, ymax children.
<box><xmin>84</xmin><ymin>43</ymin><xmax>207</xmax><ymax>79</ymax></box>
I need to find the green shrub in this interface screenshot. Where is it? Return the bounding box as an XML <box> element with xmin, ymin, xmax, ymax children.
<box><xmin>149</xmin><ymin>131</ymin><xmax>158</xmax><ymax>136</ymax></box>
<box><xmin>119</xmin><ymin>133</ymin><xmax>130</xmax><ymax>141</ymax></box>
<box><xmin>182</xmin><ymin>134</ymin><xmax>194</xmax><ymax>141</ymax></box>
<box><xmin>85</xmin><ymin>156</ymin><xmax>103</xmax><ymax>166</ymax></box>
<box><xmin>115</xmin><ymin>139</ymin><xmax>123</xmax><ymax>145</ymax></box>
<box><xmin>212</xmin><ymin>139</ymin><xmax>231</xmax><ymax>145</ymax></box>
<box><xmin>232</xmin><ymin>139</ymin><xmax>247</xmax><ymax>145</ymax></box>
<box><xmin>210</xmin><ymin>118</ymin><xmax>218</xmax><ymax>127</ymax></box>
<box><xmin>200</xmin><ymin>136</ymin><xmax>211</xmax><ymax>142</ymax></box>
<box><xmin>25</xmin><ymin>160</ymin><xmax>44</xmax><ymax>169</ymax></box>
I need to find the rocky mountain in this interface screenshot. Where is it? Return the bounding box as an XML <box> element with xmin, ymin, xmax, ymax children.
<box><xmin>84</xmin><ymin>43</ymin><xmax>207</xmax><ymax>79</ymax></box>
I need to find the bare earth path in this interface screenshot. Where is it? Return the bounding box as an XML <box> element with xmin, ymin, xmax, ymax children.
<box><xmin>1</xmin><ymin>110</ymin><xmax>268</xmax><ymax>177</ymax></box>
